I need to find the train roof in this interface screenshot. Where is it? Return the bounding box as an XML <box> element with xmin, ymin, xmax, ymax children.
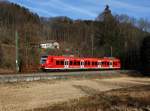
<box><xmin>45</xmin><ymin>55</ymin><xmax>120</xmax><ymax>61</ymax></box>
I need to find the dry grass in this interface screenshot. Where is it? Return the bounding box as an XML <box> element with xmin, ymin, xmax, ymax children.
<box><xmin>31</xmin><ymin>85</ymin><xmax>150</xmax><ymax>111</ymax></box>
<box><xmin>0</xmin><ymin>77</ymin><xmax>150</xmax><ymax>111</ymax></box>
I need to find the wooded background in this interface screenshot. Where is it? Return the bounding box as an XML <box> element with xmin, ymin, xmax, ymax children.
<box><xmin>0</xmin><ymin>1</ymin><xmax>150</xmax><ymax>73</ymax></box>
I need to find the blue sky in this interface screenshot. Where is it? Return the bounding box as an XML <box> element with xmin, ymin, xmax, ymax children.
<box><xmin>9</xmin><ymin>0</ymin><xmax>150</xmax><ymax>20</ymax></box>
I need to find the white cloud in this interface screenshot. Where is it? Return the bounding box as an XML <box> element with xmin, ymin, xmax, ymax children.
<box><xmin>29</xmin><ymin>7</ymin><xmax>57</xmax><ymax>16</ymax></box>
<box><xmin>28</xmin><ymin>0</ymin><xmax>97</xmax><ymax>17</ymax></box>
<box><xmin>56</xmin><ymin>0</ymin><xmax>97</xmax><ymax>17</ymax></box>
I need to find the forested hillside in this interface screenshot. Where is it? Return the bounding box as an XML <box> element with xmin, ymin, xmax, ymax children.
<box><xmin>0</xmin><ymin>1</ymin><xmax>41</xmax><ymax>72</ymax></box>
<box><xmin>0</xmin><ymin>1</ymin><xmax>150</xmax><ymax>72</ymax></box>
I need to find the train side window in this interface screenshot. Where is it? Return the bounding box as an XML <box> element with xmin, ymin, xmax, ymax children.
<box><xmin>61</xmin><ymin>61</ymin><xmax>64</xmax><ymax>65</ymax></box>
<box><xmin>107</xmin><ymin>62</ymin><xmax>109</xmax><ymax>65</ymax></box>
<box><xmin>95</xmin><ymin>62</ymin><xmax>98</xmax><ymax>65</ymax></box>
<box><xmin>75</xmin><ymin>61</ymin><xmax>77</xmax><ymax>65</ymax></box>
<box><xmin>102</xmin><ymin>62</ymin><xmax>104</xmax><ymax>65</ymax></box>
<box><xmin>88</xmin><ymin>61</ymin><xmax>90</xmax><ymax>65</ymax></box>
<box><xmin>92</xmin><ymin>62</ymin><xmax>94</xmax><ymax>66</ymax></box>
<box><xmin>70</xmin><ymin>61</ymin><xmax>73</xmax><ymax>65</ymax></box>
<box><xmin>104</xmin><ymin>62</ymin><xmax>107</xmax><ymax>65</ymax></box>
<box><xmin>86</xmin><ymin>61</ymin><xmax>88</xmax><ymax>65</ymax></box>
<box><xmin>74</xmin><ymin>61</ymin><xmax>76</xmax><ymax>65</ymax></box>
<box><xmin>56</xmin><ymin>61</ymin><xmax>60</xmax><ymax>65</ymax></box>
<box><xmin>104</xmin><ymin>62</ymin><xmax>106</xmax><ymax>65</ymax></box>
<box><xmin>77</xmin><ymin>61</ymin><xmax>80</xmax><ymax>65</ymax></box>
<box><xmin>85</xmin><ymin>61</ymin><xmax>87</xmax><ymax>65</ymax></box>
<box><xmin>76</xmin><ymin>61</ymin><xmax>78</xmax><ymax>65</ymax></box>
<box><xmin>76</xmin><ymin>61</ymin><xmax>77</xmax><ymax>65</ymax></box>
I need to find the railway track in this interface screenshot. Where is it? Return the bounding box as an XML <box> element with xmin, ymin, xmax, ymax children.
<box><xmin>0</xmin><ymin>70</ymin><xmax>138</xmax><ymax>83</ymax></box>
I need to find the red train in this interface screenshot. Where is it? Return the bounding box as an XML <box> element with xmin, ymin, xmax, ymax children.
<box><xmin>40</xmin><ymin>56</ymin><xmax>121</xmax><ymax>71</ymax></box>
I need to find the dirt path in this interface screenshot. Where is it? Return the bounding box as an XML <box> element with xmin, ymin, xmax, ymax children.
<box><xmin>0</xmin><ymin>77</ymin><xmax>150</xmax><ymax>111</ymax></box>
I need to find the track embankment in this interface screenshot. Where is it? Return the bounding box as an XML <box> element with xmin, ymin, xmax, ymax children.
<box><xmin>0</xmin><ymin>70</ymin><xmax>134</xmax><ymax>83</ymax></box>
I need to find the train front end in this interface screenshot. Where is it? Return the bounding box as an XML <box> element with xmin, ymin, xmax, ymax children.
<box><xmin>40</xmin><ymin>56</ymin><xmax>52</xmax><ymax>71</ymax></box>
<box><xmin>40</xmin><ymin>56</ymin><xmax>48</xmax><ymax>70</ymax></box>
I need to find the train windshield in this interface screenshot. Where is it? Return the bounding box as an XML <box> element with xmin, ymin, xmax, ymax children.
<box><xmin>40</xmin><ymin>56</ymin><xmax>48</xmax><ymax>64</ymax></box>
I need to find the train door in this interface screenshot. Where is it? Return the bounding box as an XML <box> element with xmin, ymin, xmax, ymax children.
<box><xmin>80</xmin><ymin>60</ymin><xmax>84</xmax><ymax>68</ymax></box>
<box><xmin>109</xmin><ymin>60</ymin><xmax>113</xmax><ymax>69</ymax></box>
<box><xmin>64</xmin><ymin>59</ymin><xmax>69</xmax><ymax>69</ymax></box>
<box><xmin>98</xmin><ymin>60</ymin><xmax>102</xmax><ymax>68</ymax></box>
